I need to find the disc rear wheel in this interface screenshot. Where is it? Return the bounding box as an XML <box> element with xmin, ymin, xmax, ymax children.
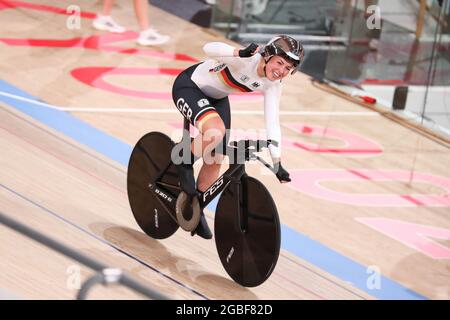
<box><xmin>127</xmin><ymin>132</ymin><xmax>181</xmax><ymax>239</ymax></box>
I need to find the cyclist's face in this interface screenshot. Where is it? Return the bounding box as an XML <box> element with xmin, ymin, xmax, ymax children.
<box><xmin>265</xmin><ymin>55</ymin><xmax>294</xmax><ymax>81</ymax></box>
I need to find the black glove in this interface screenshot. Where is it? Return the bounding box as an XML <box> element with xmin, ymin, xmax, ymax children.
<box><xmin>238</xmin><ymin>43</ymin><xmax>259</xmax><ymax>58</ymax></box>
<box><xmin>274</xmin><ymin>162</ymin><xmax>291</xmax><ymax>183</ymax></box>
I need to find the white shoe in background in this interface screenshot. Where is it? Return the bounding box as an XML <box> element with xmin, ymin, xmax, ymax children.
<box><xmin>137</xmin><ymin>28</ymin><xmax>170</xmax><ymax>46</ymax></box>
<box><xmin>368</xmin><ymin>38</ymin><xmax>379</xmax><ymax>51</ymax></box>
<box><xmin>92</xmin><ymin>15</ymin><xmax>126</xmax><ymax>33</ymax></box>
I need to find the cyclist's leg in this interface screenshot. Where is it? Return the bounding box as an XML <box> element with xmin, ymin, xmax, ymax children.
<box><xmin>188</xmin><ymin>114</ymin><xmax>225</xmax><ymax>240</ymax></box>
<box><xmin>196</xmin><ymin>97</ymin><xmax>230</xmax><ymax>192</ymax></box>
<box><xmin>172</xmin><ymin>69</ymin><xmax>227</xmax><ymax>239</ymax></box>
<box><xmin>191</xmin><ymin>113</ymin><xmax>225</xmax><ymax>163</ymax></box>
<box><xmin>190</xmin><ymin>99</ymin><xmax>229</xmax><ymax>240</ymax></box>
<box><xmin>172</xmin><ymin>65</ymin><xmax>224</xmax><ymax>196</ymax></box>
<box><xmin>172</xmin><ymin>67</ymin><xmax>207</xmax><ymax>195</ymax></box>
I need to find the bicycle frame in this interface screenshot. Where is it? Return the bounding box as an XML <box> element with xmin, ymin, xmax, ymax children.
<box><xmin>149</xmin><ymin>153</ymin><xmax>246</xmax><ymax>215</ymax></box>
<box><xmin>199</xmin><ymin>162</ymin><xmax>246</xmax><ymax>208</ymax></box>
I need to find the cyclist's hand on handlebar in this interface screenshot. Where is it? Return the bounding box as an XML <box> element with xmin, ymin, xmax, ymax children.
<box><xmin>239</xmin><ymin>43</ymin><xmax>259</xmax><ymax>58</ymax></box>
<box><xmin>274</xmin><ymin>162</ymin><xmax>291</xmax><ymax>183</ymax></box>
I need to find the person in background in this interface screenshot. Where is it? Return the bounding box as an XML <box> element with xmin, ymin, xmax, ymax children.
<box><xmin>92</xmin><ymin>0</ymin><xmax>170</xmax><ymax>46</ymax></box>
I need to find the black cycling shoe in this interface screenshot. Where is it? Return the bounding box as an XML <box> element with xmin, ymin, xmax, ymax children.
<box><xmin>191</xmin><ymin>212</ymin><xmax>212</xmax><ymax>239</ymax></box>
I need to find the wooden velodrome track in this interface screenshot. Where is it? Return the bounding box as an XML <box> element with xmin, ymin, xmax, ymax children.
<box><xmin>1</xmin><ymin>1</ymin><xmax>449</xmax><ymax>300</ymax></box>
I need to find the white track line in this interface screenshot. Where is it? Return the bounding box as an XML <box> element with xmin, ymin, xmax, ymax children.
<box><xmin>0</xmin><ymin>91</ymin><xmax>379</xmax><ymax>116</ymax></box>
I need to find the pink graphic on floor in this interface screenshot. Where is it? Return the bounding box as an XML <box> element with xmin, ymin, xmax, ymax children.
<box><xmin>356</xmin><ymin>218</ymin><xmax>450</xmax><ymax>259</ymax></box>
<box><xmin>283</xmin><ymin>123</ymin><xmax>383</xmax><ymax>156</ymax></box>
<box><xmin>289</xmin><ymin>169</ymin><xmax>450</xmax><ymax>207</ymax></box>
<box><xmin>0</xmin><ymin>0</ymin><xmax>261</xmax><ymax>102</ymax></box>
<box><xmin>71</xmin><ymin>67</ymin><xmax>262</xmax><ymax>101</ymax></box>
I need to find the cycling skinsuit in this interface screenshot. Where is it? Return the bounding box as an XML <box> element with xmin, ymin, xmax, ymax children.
<box><xmin>172</xmin><ymin>42</ymin><xmax>282</xmax><ymax>158</ymax></box>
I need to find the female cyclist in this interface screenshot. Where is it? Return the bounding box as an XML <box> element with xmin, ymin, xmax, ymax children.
<box><xmin>172</xmin><ymin>35</ymin><xmax>304</xmax><ymax>239</ymax></box>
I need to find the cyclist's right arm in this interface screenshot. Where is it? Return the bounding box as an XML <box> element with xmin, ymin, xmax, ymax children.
<box><xmin>203</xmin><ymin>42</ymin><xmax>238</xmax><ymax>58</ymax></box>
<box><xmin>202</xmin><ymin>42</ymin><xmax>259</xmax><ymax>62</ymax></box>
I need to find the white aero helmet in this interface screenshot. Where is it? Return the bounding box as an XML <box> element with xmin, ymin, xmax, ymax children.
<box><xmin>262</xmin><ymin>35</ymin><xmax>305</xmax><ymax>74</ymax></box>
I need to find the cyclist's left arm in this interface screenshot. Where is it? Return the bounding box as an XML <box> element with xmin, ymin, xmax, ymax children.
<box><xmin>264</xmin><ymin>84</ymin><xmax>291</xmax><ymax>183</ymax></box>
<box><xmin>264</xmin><ymin>84</ymin><xmax>281</xmax><ymax>160</ymax></box>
